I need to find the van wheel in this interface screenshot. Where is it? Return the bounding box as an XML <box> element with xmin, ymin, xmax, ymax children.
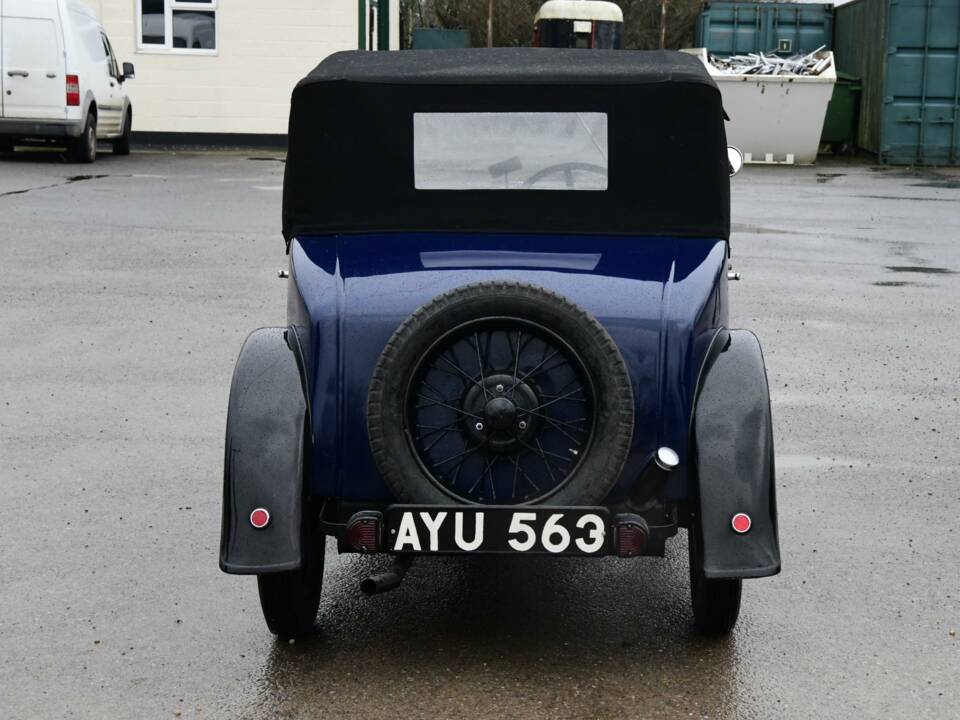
<box><xmin>69</xmin><ymin>112</ymin><xmax>97</xmax><ymax>163</ymax></box>
<box><xmin>0</xmin><ymin>142</ymin><xmax>13</xmax><ymax>155</ymax></box>
<box><xmin>688</xmin><ymin>518</ymin><xmax>742</xmax><ymax>635</ymax></box>
<box><xmin>113</xmin><ymin>110</ymin><xmax>132</xmax><ymax>156</ymax></box>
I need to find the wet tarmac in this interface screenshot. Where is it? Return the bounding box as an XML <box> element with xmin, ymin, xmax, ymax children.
<box><xmin>1</xmin><ymin>150</ymin><xmax>958</xmax><ymax>719</ymax></box>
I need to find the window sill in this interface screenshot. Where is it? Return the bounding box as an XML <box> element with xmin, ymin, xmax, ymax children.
<box><xmin>135</xmin><ymin>47</ymin><xmax>219</xmax><ymax>57</ymax></box>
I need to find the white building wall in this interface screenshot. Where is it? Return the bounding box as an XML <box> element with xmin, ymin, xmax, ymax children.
<box><xmin>87</xmin><ymin>0</ymin><xmax>384</xmax><ymax>135</ymax></box>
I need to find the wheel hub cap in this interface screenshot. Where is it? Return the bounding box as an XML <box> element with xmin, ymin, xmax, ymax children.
<box><xmin>462</xmin><ymin>373</ymin><xmax>541</xmax><ymax>452</ymax></box>
<box><xmin>484</xmin><ymin>396</ymin><xmax>516</xmax><ymax>430</ymax></box>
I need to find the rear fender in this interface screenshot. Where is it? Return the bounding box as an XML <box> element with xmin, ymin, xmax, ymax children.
<box><xmin>692</xmin><ymin>329</ymin><xmax>780</xmax><ymax>579</ymax></box>
<box><xmin>219</xmin><ymin>327</ymin><xmax>310</xmax><ymax>574</ymax></box>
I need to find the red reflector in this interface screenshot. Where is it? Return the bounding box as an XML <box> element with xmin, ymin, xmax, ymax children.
<box><xmin>249</xmin><ymin>508</ymin><xmax>270</xmax><ymax>529</ymax></box>
<box><xmin>347</xmin><ymin>513</ymin><xmax>382</xmax><ymax>553</ymax></box>
<box><xmin>731</xmin><ymin>513</ymin><xmax>752</xmax><ymax>534</ymax></box>
<box><xmin>616</xmin><ymin>522</ymin><xmax>647</xmax><ymax>557</ymax></box>
<box><xmin>66</xmin><ymin>75</ymin><xmax>80</xmax><ymax>106</ymax></box>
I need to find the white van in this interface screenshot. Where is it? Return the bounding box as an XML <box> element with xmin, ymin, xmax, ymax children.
<box><xmin>0</xmin><ymin>0</ymin><xmax>134</xmax><ymax>162</ymax></box>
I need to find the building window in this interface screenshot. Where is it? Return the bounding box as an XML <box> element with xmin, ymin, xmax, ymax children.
<box><xmin>138</xmin><ymin>0</ymin><xmax>217</xmax><ymax>53</ymax></box>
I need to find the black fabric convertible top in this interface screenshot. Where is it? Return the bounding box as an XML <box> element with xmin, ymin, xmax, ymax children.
<box><xmin>282</xmin><ymin>48</ymin><xmax>730</xmax><ymax>243</ymax></box>
<box><xmin>295</xmin><ymin>47</ymin><xmax>717</xmax><ymax>87</ymax></box>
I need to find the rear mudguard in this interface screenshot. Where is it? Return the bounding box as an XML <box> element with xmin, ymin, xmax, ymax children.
<box><xmin>692</xmin><ymin>329</ymin><xmax>780</xmax><ymax>579</ymax></box>
<box><xmin>219</xmin><ymin>327</ymin><xmax>310</xmax><ymax>574</ymax></box>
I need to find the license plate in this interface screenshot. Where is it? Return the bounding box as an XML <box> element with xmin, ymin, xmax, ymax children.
<box><xmin>384</xmin><ymin>506</ymin><xmax>611</xmax><ymax>556</ymax></box>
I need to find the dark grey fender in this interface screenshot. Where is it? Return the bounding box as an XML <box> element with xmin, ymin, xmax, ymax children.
<box><xmin>219</xmin><ymin>327</ymin><xmax>310</xmax><ymax>574</ymax></box>
<box><xmin>693</xmin><ymin>329</ymin><xmax>780</xmax><ymax>579</ymax></box>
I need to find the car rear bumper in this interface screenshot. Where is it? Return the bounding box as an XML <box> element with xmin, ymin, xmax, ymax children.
<box><xmin>0</xmin><ymin>118</ymin><xmax>83</xmax><ymax>140</ymax></box>
<box><xmin>323</xmin><ymin>503</ymin><xmax>678</xmax><ymax>559</ymax></box>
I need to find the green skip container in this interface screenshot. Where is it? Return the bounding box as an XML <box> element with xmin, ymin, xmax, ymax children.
<box><xmin>694</xmin><ymin>1</ymin><xmax>833</xmax><ymax>56</ymax></box>
<box><xmin>821</xmin><ymin>73</ymin><xmax>862</xmax><ymax>152</ymax></box>
<box><xmin>834</xmin><ymin>0</ymin><xmax>960</xmax><ymax>165</ymax></box>
<box><xmin>411</xmin><ymin>28</ymin><xmax>471</xmax><ymax>49</ymax></box>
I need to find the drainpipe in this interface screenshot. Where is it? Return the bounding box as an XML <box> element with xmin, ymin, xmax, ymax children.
<box><xmin>378</xmin><ymin>0</ymin><xmax>390</xmax><ymax>50</ymax></box>
<box><xmin>358</xmin><ymin>0</ymin><xmax>366</xmax><ymax>49</ymax></box>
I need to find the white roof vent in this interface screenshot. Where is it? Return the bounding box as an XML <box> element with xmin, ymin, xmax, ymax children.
<box><xmin>535</xmin><ymin>1</ymin><xmax>624</xmax><ymax>24</ymax></box>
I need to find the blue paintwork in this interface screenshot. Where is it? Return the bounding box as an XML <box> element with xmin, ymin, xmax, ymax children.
<box><xmin>287</xmin><ymin>232</ymin><xmax>728</xmax><ymax>506</ymax></box>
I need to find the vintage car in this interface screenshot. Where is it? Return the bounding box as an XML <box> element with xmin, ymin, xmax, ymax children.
<box><xmin>219</xmin><ymin>48</ymin><xmax>780</xmax><ymax>639</ymax></box>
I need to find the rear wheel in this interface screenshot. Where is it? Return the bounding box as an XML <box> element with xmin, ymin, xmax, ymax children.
<box><xmin>69</xmin><ymin>112</ymin><xmax>97</xmax><ymax>163</ymax></box>
<box><xmin>112</xmin><ymin>110</ymin><xmax>132</xmax><ymax>156</ymax></box>
<box><xmin>688</xmin><ymin>517</ymin><xmax>742</xmax><ymax>634</ymax></box>
<box><xmin>256</xmin><ymin>505</ymin><xmax>324</xmax><ymax>639</ymax></box>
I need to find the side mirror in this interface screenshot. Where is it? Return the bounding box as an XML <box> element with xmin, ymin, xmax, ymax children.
<box><xmin>121</xmin><ymin>62</ymin><xmax>135</xmax><ymax>81</ymax></box>
<box><xmin>727</xmin><ymin>146</ymin><xmax>744</xmax><ymax>177</ymax></box>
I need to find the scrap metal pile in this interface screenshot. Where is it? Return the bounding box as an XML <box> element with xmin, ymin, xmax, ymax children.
<box><xmin>708</xmin><ymin>46</ymin><xmax>832</xmax><ymax>76</ymax></box>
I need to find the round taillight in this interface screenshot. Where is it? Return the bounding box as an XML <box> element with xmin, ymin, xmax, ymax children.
<box><xmin>249</xmin><ymin>508</ymin><xmax>270</xmax><ymax>529</ymax></box>
<box><xmin>731</xmin><ymin>513</ymin><xmax>752</xmax><ymax>534</ymax></box>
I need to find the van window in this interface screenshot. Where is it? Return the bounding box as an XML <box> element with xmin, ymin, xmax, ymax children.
<box><xmin>101</xmin><ymin>34</ymin><xmax>119</xmax><ymax>78</ymax></box>
<box><xmin>2</xmin><ymin>17</ymin><xmax>59</xmax><ymax>69</ymax></box>
<box><xmin>414</xmin><ymin>112</ymin><xmax>609</xmax><ymax>191</ymax></box>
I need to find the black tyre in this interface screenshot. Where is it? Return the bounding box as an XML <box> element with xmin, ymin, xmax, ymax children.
<box><xmin>0</xmin><ymin>142</ymin><xmax>14</xmax><ymax>155</ymax></box>
<box><xmin>688</xmin><ymin>517</ymin><xmax>742</xmax><ymax>635</ymax></box>
<box><xmin>69</xmin><ymin>112</ymin><xmax>97</xmax><ymax>163</ymax></box>
<box><xmin>368</xmin><ymin>281</ymin><xmax>634</xmax><ymax>506</ymax></box>
<box><xmin>256</xmin><ymin>506</ymin><xmax>324</xmax><ymax>639</ymax></box>
<box><xmin>112</xmin><ymin>109</ymin><xmax>132</xmax><ymax>156</ymax></box>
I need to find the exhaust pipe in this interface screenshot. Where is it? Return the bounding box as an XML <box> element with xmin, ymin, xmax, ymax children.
<box><xmin>360</xmin><ymin>554</ymin><xmax>414</xmax><ymax>595</ymax></box>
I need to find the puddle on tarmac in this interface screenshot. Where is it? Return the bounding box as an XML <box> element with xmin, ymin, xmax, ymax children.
<box><xmin>910</xmin><ymin>179</ymin><xmax>960</xmax><ymax>189</ymax></box>
<box><xmin>885</xmin><ymin>265</ymin><xmax>955</xmax><ymax>275</ymax></box>
<box><xmin>66</xmin><ymin>174</ymin><xmax>108</xmax><ymax>183</ymax></box>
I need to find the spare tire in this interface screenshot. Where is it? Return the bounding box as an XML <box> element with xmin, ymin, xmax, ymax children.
<box><xmin>367</xmin><ymin>282</ymin><xmax>633</xmax><ymax>506</ymax></box>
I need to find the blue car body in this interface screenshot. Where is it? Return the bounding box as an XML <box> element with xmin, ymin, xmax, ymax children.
<box><xmin>288</xmin><ymin>232</ymin><xmax>728</xmax><ymax>505</ymax></box>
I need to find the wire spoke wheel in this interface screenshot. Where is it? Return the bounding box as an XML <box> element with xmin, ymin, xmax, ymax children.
<box><xmin>367</xmin><ymin>282</ymin><xmax>634</xmax><ymax>508</ymax></box>
<box><xmin>406</xmin><ymin>319</ymin><xmax>595</xmax><ymax>504</ymax></box>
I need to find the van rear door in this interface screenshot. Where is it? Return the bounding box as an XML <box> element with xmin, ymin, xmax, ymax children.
<box><xmin>1</xmin><ymin>0</ymin><xmax>66</xmax><ymax>119</ymax></box>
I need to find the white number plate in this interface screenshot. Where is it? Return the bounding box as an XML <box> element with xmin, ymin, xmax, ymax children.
<box><xmin>384</xmin><ymin>506</ymin><xmax>610</xmax><ymax>556</ymax></box>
